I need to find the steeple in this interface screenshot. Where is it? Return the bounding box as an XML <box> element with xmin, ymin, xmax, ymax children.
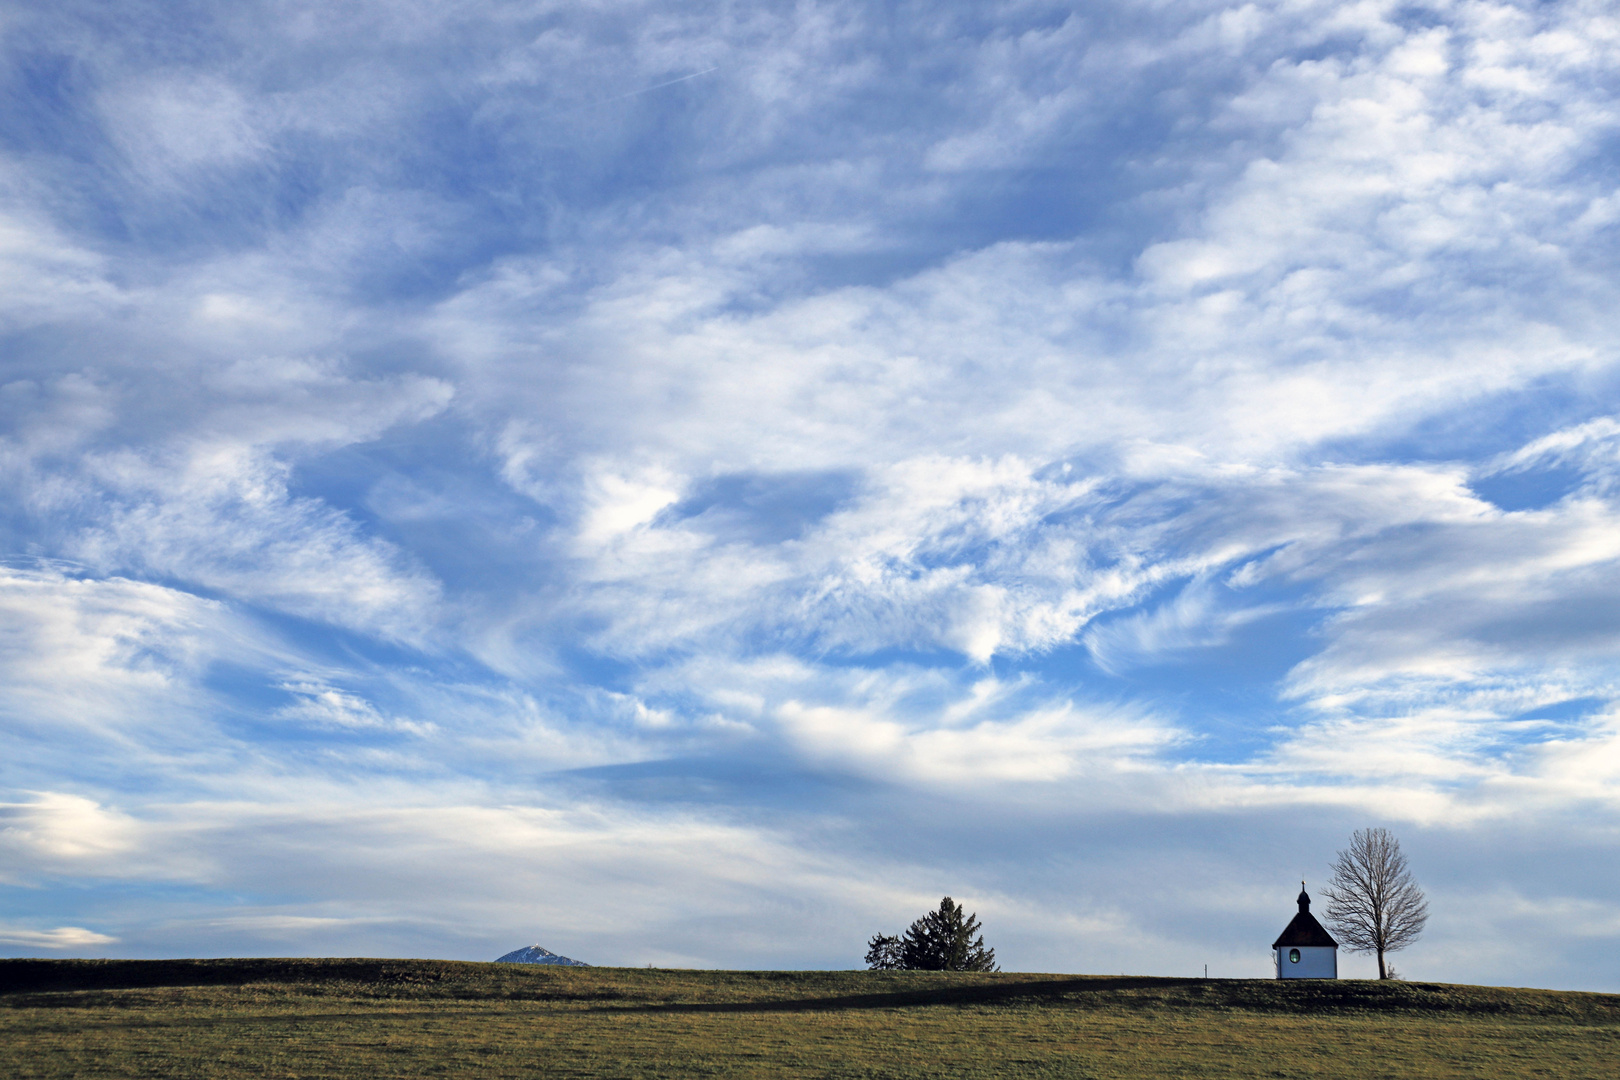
<box><xmin>1273</xmin><ymin>881</ymin><xmax>1338</xmax><ymax>978</ymax></box>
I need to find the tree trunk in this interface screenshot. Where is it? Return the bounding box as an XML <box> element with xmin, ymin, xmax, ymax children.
<box><xmin>1376</xmin><ymin>948</ymin><xmax>1387</xmax><ymax>980</ymax></box>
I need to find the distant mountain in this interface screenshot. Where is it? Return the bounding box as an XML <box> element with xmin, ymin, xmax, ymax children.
<box><xmin>494</xmin><ymin>945</ymin><xmax>588</xmax><ymax>966</ymax></box>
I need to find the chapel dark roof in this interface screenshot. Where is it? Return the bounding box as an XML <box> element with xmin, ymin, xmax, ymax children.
<box><xmin>1272</xmin><ymin>885</ymin><xmax>1338</xmax><ymax>949</ymax></box>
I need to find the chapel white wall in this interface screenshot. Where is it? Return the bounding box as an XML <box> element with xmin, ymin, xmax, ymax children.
<box><xmin>1274</xmin><ymin>946</ymin><xmax>1337</xmax><ymax>979</ymax></box>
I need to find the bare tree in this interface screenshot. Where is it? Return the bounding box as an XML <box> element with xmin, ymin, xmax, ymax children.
<box><xmin>1322</xmin><ymin>827</ymin><xmax>1429</xmax><ymax>979</ymax></box>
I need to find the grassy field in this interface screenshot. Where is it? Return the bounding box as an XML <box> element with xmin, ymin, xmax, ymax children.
<box><xmin>3</xmin><ymin>958</ymin><xmax>1617</xmax><ymax>1079</ymax></box>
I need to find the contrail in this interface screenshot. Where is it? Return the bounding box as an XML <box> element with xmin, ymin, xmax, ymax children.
<box><xmin>593</xmin><ymin>66</ymin><xmax>720</xmax><ymax>106</ymax></box>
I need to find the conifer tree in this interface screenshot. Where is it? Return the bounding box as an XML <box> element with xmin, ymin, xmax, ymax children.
<box><xmin>898</xmin><ymin>897</ymin><xmax>998</xmax><ymax>972</ymax></box>
<box><xmin>864</xmin><ymin>933</ymin><xmax>903</xmax><ymax>970</ymax></box>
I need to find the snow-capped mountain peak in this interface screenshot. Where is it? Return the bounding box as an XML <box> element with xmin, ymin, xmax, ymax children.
<box><xmin>494</xmin><ymin>944</ymin><xmax>588</xmax><ymax>966</ymax></box>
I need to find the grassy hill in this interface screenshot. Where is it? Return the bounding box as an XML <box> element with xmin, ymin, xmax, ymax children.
<box><xmin>3</xmin><ymin>958</ymin><xmax>1617</xmax><ymax>1078</ymax></box>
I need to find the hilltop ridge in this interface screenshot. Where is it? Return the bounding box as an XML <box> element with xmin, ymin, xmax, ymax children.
<box><xmin>3</xmin><ymin>959</ymin><xmax>1616</xmax><ymax>1078</ymax></box>
<box><xmin>2</xmin><ymin>957</ymin><xmax>1614</xmax><ymax>1017</ymax></box>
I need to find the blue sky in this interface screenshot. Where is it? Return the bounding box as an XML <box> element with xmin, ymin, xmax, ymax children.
<box><xmin>2</xmin><ymin>0</ymin><xmax>1619</xmax><ymax>988</ymax></box>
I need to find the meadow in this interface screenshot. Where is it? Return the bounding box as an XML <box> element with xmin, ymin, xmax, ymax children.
<box><xmin>2</xmin><ymin>958</ymin><xmax>1617</xmax><ymax>1078</ymax></box>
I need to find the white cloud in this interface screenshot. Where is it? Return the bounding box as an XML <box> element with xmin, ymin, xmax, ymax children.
<box><xmin>65</xmin><ymin>445</ymin><xmax>445</xmax><ymax>641</ymax></box>
<box><xmin>101</xmin><ymin>75</ymin><xmax>269</xmax><ymax>183</ymax></box>
<box><xmin>0</xmin><ymin>360</ymin><xmax>454</xmax><ymax>641</ymax></box>
<box><xmin>274</xmin><ymin>680</ymin><xmax>435</xmax><ymax>736</ymax></box>
<box><xmin>0</xmin><ymin>566</ymin><xmax>236</xmax><ymax>741</ymax></box>
<box><xmin>778</xmin><ymin>697</ymin><xmax>1178</xmax><ymax>784</ymax></box>
<box><xmin>0</xmin><ymin>792</ymin><xmax>139</xmax><ymax>865</ymax></box>
<box><xmin>0</xmin><ymin>926</ymin><xmax>117</xmax><ymax>949</ymax></box>
<box><xmin>0</xmin><ymin>204</ymin><xmax>122</xmax><ymax>333</ymax></box>
<box><xmin>2</xmin><ymin>0</ymin><xmax>1619</xmax><ymax>987</ymax></box>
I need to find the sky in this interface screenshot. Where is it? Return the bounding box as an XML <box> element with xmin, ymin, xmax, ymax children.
<box><xmin>1</xmin><ymin>0</ymin><xmax>1619</xmax><ymax>989</ymax></box>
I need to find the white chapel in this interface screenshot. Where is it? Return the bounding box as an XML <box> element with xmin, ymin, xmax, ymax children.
<box><xmin>1272</xmin><ymin>883</ymin><xmax>1338</xmax><ymax>979</ymax></box>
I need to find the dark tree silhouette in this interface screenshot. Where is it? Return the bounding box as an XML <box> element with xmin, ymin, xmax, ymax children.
<box><xmin>864</xmin><ymin>933</ymin><xmax>903</xmax><ymax>970</ymax></box>
<box><xmin>1322</xmin><ymin>827</ymin><xmax>1429</xmax><ymax>979</ymax></box>
<box><xmin>862</xmin><ymin>896</ymin><xmax>997</xmax><ymax>971</ymax></box>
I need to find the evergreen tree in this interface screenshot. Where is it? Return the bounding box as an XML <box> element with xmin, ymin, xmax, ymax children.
<box><xmin>898</xmin><ymin>897</ymin><xmax>998</xmax><ymax>972</ymax></box>
<box><xmin>864</xmin><ymin>933</ymin><xmax>903</xmax><ymax>970</ymax></box>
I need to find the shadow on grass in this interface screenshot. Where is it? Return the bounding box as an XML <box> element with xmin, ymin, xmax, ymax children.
<box><xmin>600</xmin><ymin>976</ymin><xmax>1200</xmax><ymax>1014</ymax></box>
<box><xmin>0</xmin><ymin>958</ymin><xmax>455</xmax><ymax>996</ymax></box>
<box><xmin>4</xmin><ymin>960</ymin><xmax>1617</xmax><ymax>1022</ymax></box>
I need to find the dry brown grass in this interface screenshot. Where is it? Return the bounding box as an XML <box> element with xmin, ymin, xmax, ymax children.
<box><xmin>3</xmin><ymin>959</ymin><xmax>1617</xmax><ymax>1078</ymax></box>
